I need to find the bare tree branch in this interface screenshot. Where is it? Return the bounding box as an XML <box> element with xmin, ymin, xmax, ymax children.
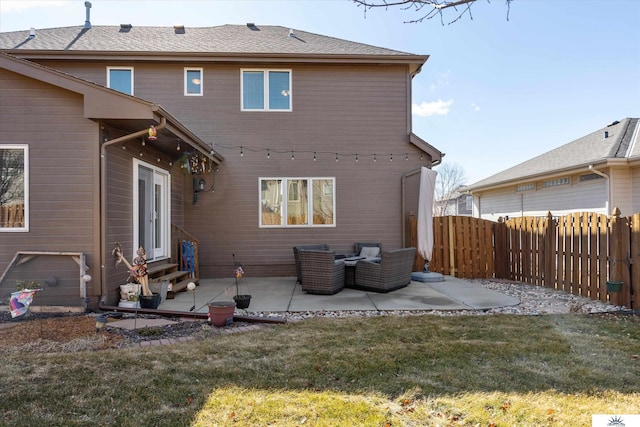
<box><xmin>352</xmin><ymin>0</ymin><xmax>513</xmax><ymax>25</ymax></box>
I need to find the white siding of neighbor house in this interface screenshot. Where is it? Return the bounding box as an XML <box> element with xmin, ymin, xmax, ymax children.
<box><xmin>609</xmin><ymin>166</ymin><xmax>633</xmax><ymax>216</ymax></box>
<box><xmin>632</xmin><ymin>165</ymin><xmax>640</xmax><ymax>214</ymax></box>
<box><xmin>477</xmin><ymin>174</ymin><xmax>608</xmax><ymax>220</ymax></box>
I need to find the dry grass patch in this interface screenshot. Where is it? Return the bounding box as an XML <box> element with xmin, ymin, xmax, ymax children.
<box><xmin>1</xmin><ymin>313</ymin><xmax>638</xmax><ymax>426</ymax></box>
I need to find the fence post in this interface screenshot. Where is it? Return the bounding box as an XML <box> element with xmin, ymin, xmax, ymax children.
<box><xmin>493</xmin><ymin>217</ymin><xmax>507</xmax><ymax>279</ymax></box>
<box><xmin>543</xmin><ymin>211</ymin><xmax>557</xmax><ymax>289</ymax></box>
<box><xmin>609</xmin><ymin>207</ymin><xmax>631</xmax><ymax>307</ymax></box>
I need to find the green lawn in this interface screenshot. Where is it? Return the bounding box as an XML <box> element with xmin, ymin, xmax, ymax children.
<box><xmin>1</xmin><ymin>313</ymin><xmax>638</xmax><ymax>426</ymax></box>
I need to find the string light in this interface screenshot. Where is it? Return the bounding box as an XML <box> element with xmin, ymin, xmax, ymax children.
<box><xmin>202</xmin><ymin>143</ymin><xmax>430</xmax><ymax>164</ymax></box>
<box><xmin>176</xmin><ymin>140</ymin><xmax>181</xmax><ymax>151</ymax></box>
<box><xmin>141</xmin><ymin>137</ymin><xmax>145</xmax><ymax>147</ymax></box>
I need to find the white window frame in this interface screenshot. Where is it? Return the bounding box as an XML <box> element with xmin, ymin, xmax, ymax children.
<box><xmin>241</xmin><ymin>68</ymin><xmax>292</xmax><ymax>112</ymax></box>
<box><xmin>132</xmin><ymin>159</ymin><xmax>171</xmax><ymax>261</ymax></box>
<box><xmin>184</xmin><ymin>67</ymin><xmax>203</xmax><ymax>96</ymax></box>
<box><xmin>107</xmin><ymin>66</ymin><xmax>134</xmax><ymax>95</ymax></box>
<box><xmin>259</xmin><ymin>177</ymin><xmax>335</xmax><ymax>228</ymax></box>
<box><xmin>0</xmin><ymin>144</ymin><xmax>29</xmax><ymax>232</ymax></box>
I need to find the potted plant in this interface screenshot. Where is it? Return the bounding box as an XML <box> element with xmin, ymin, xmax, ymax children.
<box><xmin>232</xmin><ymin>254</ymin><xmax>251</xmax><ymax>309</ymax></box>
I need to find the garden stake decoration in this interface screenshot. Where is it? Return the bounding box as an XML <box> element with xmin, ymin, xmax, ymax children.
<box><xmin>9</xmin><ymin>287</ymin><xmax>42</xmax><ymax>318</ymax></box>
<box><xmin>112</xmin><ymin>244</ymin><xmax>152</xmax><ymax>296</ymax></box>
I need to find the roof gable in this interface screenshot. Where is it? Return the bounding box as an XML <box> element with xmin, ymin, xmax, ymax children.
<box><xmin>467</xmin><ymin>118</ymin><xmax>640</xmax><ymax>191</ymax></box>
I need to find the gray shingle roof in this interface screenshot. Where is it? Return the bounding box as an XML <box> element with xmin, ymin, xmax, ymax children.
<box><xmin>0</xmin><ymin>24</ymin><xmax>417</xmax><ymax>57</ymax></box>
<box><xmin>467</xmin><ymin>118</ymin><xmax>640</xmax><ymax>190</ymax></box>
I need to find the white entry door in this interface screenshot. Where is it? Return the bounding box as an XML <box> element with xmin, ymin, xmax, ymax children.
<box><xmin>134</xmin><ymin>160</ymin><xmax>170</xmax><ymax>261</ymax></box>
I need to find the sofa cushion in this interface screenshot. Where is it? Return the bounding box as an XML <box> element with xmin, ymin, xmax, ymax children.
<box><xmin>359</xmin><ymin>246</ymin><xmax>380</xmax><ymax>258</ymax></box>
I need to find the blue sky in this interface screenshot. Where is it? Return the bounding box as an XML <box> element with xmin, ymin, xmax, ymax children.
<box><xmin>1</xmin><ymin>0</ymin><xmax>639</xmax><ymax>184</ymax></box>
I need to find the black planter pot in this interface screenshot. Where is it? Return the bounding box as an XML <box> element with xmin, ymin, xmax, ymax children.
<box><xmin>233</xmin><ymin>294</ymin><xmax>252</xmax><ymax>309</ymax></box>
<box><xmin>140</xmin><ymin>293</ymin><xmax>161</xmax><ymax>309</ymax></box>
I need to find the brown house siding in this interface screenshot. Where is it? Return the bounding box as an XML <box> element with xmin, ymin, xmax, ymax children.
<box><xmin>30</xmin><ymin>60</ymin><xmax>428</xmax><ymax>280</ymax></box>
<box><xmin>0</xmin><ymin>69</ymin><xmax>98</xmax><ymax>306</ymax></box>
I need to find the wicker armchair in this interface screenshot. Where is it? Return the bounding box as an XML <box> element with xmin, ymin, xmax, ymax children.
<box><xmin>298</xmin><ymin>250</ymin><xmax>345</xmax><ymax>295</ymax></box>
<box><xmin>354</xmin><ymin>247</ymin><xmax>416</xmax><ymax>293</ymax></box>
<box><xmin>293</xmin><ymin>244</ymin><xmax>331</xmax><ymax>284</ymax></box>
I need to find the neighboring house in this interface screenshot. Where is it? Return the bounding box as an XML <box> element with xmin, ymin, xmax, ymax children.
<box><xmin>433</xmin><ymin>187</ymin><xmax>472</xmax><ymax>216</ymax></box>
<box><xmin>0</xmin><ymin>12</ymin><xmax>442</xmax><ymax>309</ymax></box>
<box><xmin>465</xmin><ymin>118</ymin><xmax>640</xmax><ymax>221</ymax></box>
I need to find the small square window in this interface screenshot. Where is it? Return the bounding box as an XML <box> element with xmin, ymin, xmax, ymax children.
<box><xmin>107</xmin><ymin>67</ymin><xmax>134</xmax><ymax>95</ymax></box>
<box><xmin>185</xmin><ymin>68</ymin><xmax>203</xmax><ymax>96</ymax></box>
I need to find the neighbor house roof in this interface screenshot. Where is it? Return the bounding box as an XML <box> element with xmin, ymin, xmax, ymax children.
<box><xmin>0</xmin><ymin>24</ymin><xmax>428</xmax><ymax>73</ymax></box>
<box><xmin>466</xmin><ymin>118</ymin><xmax>640</xmax><ymax>191</ymax></box>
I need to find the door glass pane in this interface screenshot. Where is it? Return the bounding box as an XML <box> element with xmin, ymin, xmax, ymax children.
<box><xmin>138</xmin><ymin>166</ymin><xmax>154</xmax><ymax>259</ymax></box>
<box><xmin>269</xmin><ymin>71</ymin><xmax>290</xmax><ymax>110</ymax></box>
<box><xmin>154</xmin><ymin>183</ymin><xmax>162</xmax><ymax>250</ymax></box>
<box><xmin>312</xmin><ymin>179</ymin><xmax>334</xmax><ymax>225</ymax></box>
<box><xmin>0</xmin><ymin>147</ymin><xmax>25</xmax><ymax>229</ymax></box>
<box><xmin>109</xmin><ymin>69</ymin><xmax>132</xmax><ymax>95</ymax></box>
<box><xmin>260</xmin><ymin>179</ymin><xmax>282</xmax><ymax>225</ymax></box>
<box><xmin>243</xmin><ymin>71</ymin><xmax>264</xmax><ymax>109</ymax></box>
<box><xmin>287</xmin><ymin>179</ymin><xmax>308</xmax><ymax>225</ymax></box>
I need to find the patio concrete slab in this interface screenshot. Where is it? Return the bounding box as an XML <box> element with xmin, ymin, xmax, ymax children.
<box><xmin>153</xmin><ymin>275</ymin><xmax>520</xmax><ymax>314</ymax></box>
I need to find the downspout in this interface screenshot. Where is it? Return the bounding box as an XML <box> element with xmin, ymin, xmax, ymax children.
<box><xmin>98</xmin><ymin>116</ymin><xmax>166</xmax><ymax>304</ymax></box>
<box><xmin>589</xmin><ymin>164</ymin><xmax>610</xmax><ymax>214</ymax></box>
<box><xmin>401</xmin><ymin>167</ymin><xmax>424</xmax><ymax>248</ymax></box>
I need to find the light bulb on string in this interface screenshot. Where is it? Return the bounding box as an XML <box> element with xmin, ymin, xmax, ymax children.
<box><xmin>267</xmin><ymin>149</ymin><xmax>270</xmax><ymax>159</ymax></box>
<box><xmin>291</xmin><ymin>151</ymin><xmax>295</xmax><ymax>160</ymax></box>
<box><xmin>313</xmin><ymin>152</ymin><xmax>317</xmax><ymax>161</ymax></box>
<box><xmin>176</xmin><ymin>140</ymin><xmax>181</xmax><ymax>151</ymax></box>
<box><xmin>405</xmin><ymin>153</ymin><xmax>409</xmax><ymax>161</ymax></box>
<box><xmin>141</xmin><ymin>137</ymin><xmax>145</xmax><ymax>146</ymax></box>
<box><xmin>390</xmin><ymin>154</ymin><xmax>393</xmax><ymax>162</ymax></box>
<box><xmin>240</xmin><ymin>146</ymin><xmax>244</xmax><ymax>157</ymax></box>
<box><xmin>374</xmin><ymin>154</ymin><xmax>377</xmax><ymax>162</ymax></box>
<box><xmin>355</xmin><ymin>153</ymin><xmax>359</xmax><ymax>162</ymax></box>
<box><xmin>335</xmin><ymin>153</ymin><xmax>339</xmax><ymax>162</ymax></box>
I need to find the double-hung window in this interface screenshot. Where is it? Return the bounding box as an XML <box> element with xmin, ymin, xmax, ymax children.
<box><xmin>260</xmin><ymin>177</ymin><xmax>334</xmax><ymax>227</ymax></box>
<box><xmin>242</xmin><ymin>69</ymin><xmax>291</xmax><ymax>111</ymax></box>
<box><xmin>0</xmin><ymin>145</ymin><xmax>28</xmax><ymax>231</ymax></box>
<box><xmin>107</xmin><ymin>67</ymin><xmax>134</xmax><ymax>95</ymax></box>
<box><xmin>184</xmin><ymin>67</ymin><xmax>203</xmax><ymax>96</ymax></box>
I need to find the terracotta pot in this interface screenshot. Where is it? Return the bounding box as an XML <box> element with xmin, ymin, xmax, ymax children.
<box><xmin>208</xmin><ymin>301</ymin><xmax>236</xmax><ymax>327</ymax></box>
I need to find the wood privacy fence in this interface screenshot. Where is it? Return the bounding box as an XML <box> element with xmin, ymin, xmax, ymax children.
<box><xmin>0</xmin><ymin>203</ymin><xmax>24</xmax><ymax>228</ymax></box>
<box><xmin>409</xmin><ymin>210</ymin><xmax>639</xmax><ymax>309</ymax></box>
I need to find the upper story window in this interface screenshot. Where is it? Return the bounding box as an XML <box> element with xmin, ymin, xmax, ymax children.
<box><xmin>107</xmin><ymin>67</ymin><xmax>134</xmax><ymax>95</ymax></box>
<box><xmin>0</xmin><ymin>145</ymin><xmax>28</xmax><ymax>232</ymax></box>
<box><xmin>260</xmin><ymin>177</ymin><xmax>334</xmax><ymax>227</ymax></box>
<box><xmin>185</xmin><ymin>68</ymin><xmax>203</xmax><ymax>96</ymax></box>
<box><xmin>242</xmin><ymin>69</ymin><xmax>291</xmax><ymax>111</ymax></box>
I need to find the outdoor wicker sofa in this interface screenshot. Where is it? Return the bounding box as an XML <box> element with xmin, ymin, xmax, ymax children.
<box><xmin>353</xmin><ymin>247</ymin><xmax>416</xmax><ymax>293</ymax></box>
<box><xmin>297</xmin><ymin>249</ymin><xmax>346</xmax><ymax>295</ymax></box>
